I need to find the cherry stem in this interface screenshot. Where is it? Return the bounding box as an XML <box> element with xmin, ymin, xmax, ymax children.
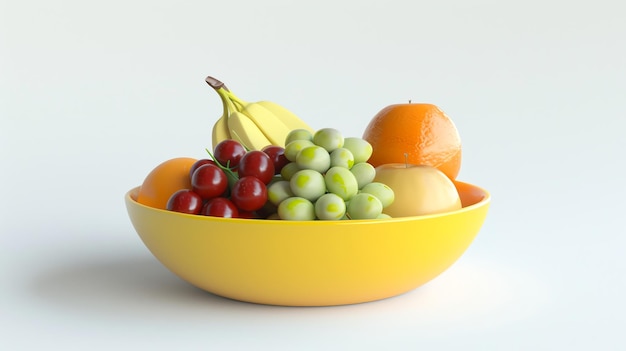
<box><xmin>205</xmin><ymin>148</ymin><xmax>239</xmax><ymax>184</ymax></box>
<box><xmin>229</xmin><ymin>130</ymin><xmax>251</xmax><ymax>151</ymax></box>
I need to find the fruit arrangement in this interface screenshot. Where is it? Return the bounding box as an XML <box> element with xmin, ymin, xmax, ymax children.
<box><xmin>135</xmin><ymin>75</ymin><xmax>466</xmax><ymax>220</ymax></box>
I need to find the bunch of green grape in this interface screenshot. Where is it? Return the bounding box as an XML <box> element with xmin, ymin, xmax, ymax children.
<box><xmin>267</xmin><ymin>128</ymin><xmax>395</xmax><ymax>220</ymax></box>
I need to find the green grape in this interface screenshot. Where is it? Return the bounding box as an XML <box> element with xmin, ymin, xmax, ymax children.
<box><xmin>267</xmin><ymin>180</ymin><xmax>294</xmax><ymax>206</ymax></box>
<box><xmin>295</xmin><ymin>145</ymin><xmax>331</xmax><ymax>173</ymax></box>
<box><xmin>343</xmin><ymin>137</ymin><xmax>373</xmax><ymax>164</ymax></box>
<box><xmin>278</xmin><ymin>197</ymin><xmax>315</xmax><ymax>220</ymax></box>
<box><xmin>329</xmin><ymin>147</ymin><xmax>355</xmax><ymax>169</ymax></box>
<box><xmin>284</xmin><ymin>139</ymin><xmax>315</xmax><ymax>161</ymax></box>
<box><xmin>324</xmin><ymin>166</ymin><xmax>358</xmax><ymax>201</ymax></box>
<box><xmin>290</xmin><ymin>169</ymin><xmax>327</xmax><ymax>201</ymax></box>
<box><xmin>376</xmin><ymin>213</ymin><xmax>392</xmax><ymax>219</ymax></box>
<box><xmin>346</xmin><ymin>193</ymin><xmax>383</xmax><ymax>219</ymax></box>
<box><xmin>350</xmin><ymin>162</ymin><xmax>376</xmax><ymax>189</ymax></box>
<box><xmin>314</xmin><ymin>193</ymin><xmax>346</xmax><ymax>220</ymax></box>
<box><xmin>280</xmin><ymin>162</ymin><xmax>301</xmax><ymax>181</ymax></box>
<box><xmin>360</xmin><ymin>182</ymin><xmax>395</xmax><ymax>208</ymax></box>
<box><xmin>313</xmin><ymin>128</ymin><xmax>344</xmax><ymax>152</ymax></box>
<box><xmin>285</xmin><ymin>129</ymin><xmax>314</xmax><ymax>145</ymax></box>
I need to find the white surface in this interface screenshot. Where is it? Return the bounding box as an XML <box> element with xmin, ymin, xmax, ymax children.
<box><xmin>2</xmin><ymin>0</ymin><xmax>625</xmax><ymax>349</ymax></box>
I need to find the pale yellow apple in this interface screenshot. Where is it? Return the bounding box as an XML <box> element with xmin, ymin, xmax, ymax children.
<box><xmin>373</xmin><ymin>163</ymin><xmax>462</xmax><ymax>217</ymax></box>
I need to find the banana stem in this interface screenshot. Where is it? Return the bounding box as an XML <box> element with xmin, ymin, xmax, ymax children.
<box><xmin>204</xmin><ymin>75</ymin><xmax>247</xmax><ymax>111</ymax></box>
<box><xmin>221</xmin><ymin>90</ymin><xmax>240</xmax><ymax>115</ymax></box>
<box><xmin>229</xmin><ymin>130</ymin><xmax>252</xmax><ymax>151</ymax></box>
<box><xmin>223</xmin><ymin>89</ymin><xmax>248</xmax><ymax>111</ymax></box>
<box><xmin>214</xmin><ymin>88</ymin><xmax>249</xmax><ymax>148</ymax></box>
<box><xmin>216</xmin><ymin>89</ymin><xmax>230</xmax><ymax>120</ymax></box>
<box><xmin>205</xmin><ymin>76</ymin><xmax>229</xmax><ymax>91</ymax></box>
<box><xmin>206</xmin><ymin>76</ymin><xmax>233</xmax><ymax>123</ymax></box>
<box><xmin>209</xmin><ymin>84</ymin><xmax>238</xmax><ymax>116</ymax></box>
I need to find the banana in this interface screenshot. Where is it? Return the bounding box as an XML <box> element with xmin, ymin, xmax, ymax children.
<box><xmin>224</xmin><ymin>90</ymin><xmax>292</xmax><ymax>146</ymax></box>
<box><xmin>220</xmin><ymin>92</ymin><xmax>273</xmax><ymax>150</ymax></box>
<box><xmin>206</xmin><ymin>76</ymin><xmax>232</xmax><ymax>149</ymax></box>
<box><xmin>211</xmin><ymin>117</ymin><xmax>230</xmax><ymax>150</ymax></box>
<box><xmin>256</xmin><ymin>101</ymin><xmax>315</xmax><ymax>134</ymax></box>
<box><xmin>228</xmin><ymin>110</ymin><xmax>273</xmax><ymax>150</ymax></box>
<box><xmin>211</xmin><ymin>93</ymin><xmax>233</xmax><ymax>149</ymax></box>
<box><xmin>205</xmin><ymin>75</ymin><xmax>313</xmax><ymax>150</ymax></box>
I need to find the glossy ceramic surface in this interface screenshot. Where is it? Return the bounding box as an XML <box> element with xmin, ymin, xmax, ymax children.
<box><xmin>125</xmin><ymin>181</ymin><xmax>490</xmax><ymax>306</ymax></box>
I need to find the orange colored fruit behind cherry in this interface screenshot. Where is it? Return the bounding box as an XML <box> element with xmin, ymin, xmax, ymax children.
<box><xmin>136</xmin><ymin>157</ymin><xmax>197</xmax><ymax>210</ymax></box>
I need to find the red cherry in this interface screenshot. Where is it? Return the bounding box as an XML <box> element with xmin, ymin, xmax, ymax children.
<box><xmin>214</xmin><ymin>139</ymin><xmax>246</xmax><ymax>169</ymax></box>
<box><xmin>201</xmin><ymin>197</ymin><xmax>239</xmax><ymax>218</ymax></box>
<box><xmin>191</xmin><ymin>164</ymin><xmax>228</xmax><ymax>199</ymax></box>
<box><xmin>262</xmin><ymin>145</ymin><xmax>289</xmax><ymax>174</ymax></box>
<box><xmin>166</xmin><ymin>189</ymin><xmax>203</xmax><ymax>214</ymax></box>
<box><xmin>237</xmin><ymin>210</ymin><xmax>261</xmax><ymax>219</ymax></box>
<box><xmin>189</xmin><ymin>159</ymin><xmax>216</xmax><ymax>179</ymax></box>
<box><xmin>238</xmin><ymin>150</ymin><xmax>275</xmax><ymax>184</ymax></box>
<box><xmin>230</xmin><ymin>176</ymin><xmax>267</xmax><ymax>212</ymax></box>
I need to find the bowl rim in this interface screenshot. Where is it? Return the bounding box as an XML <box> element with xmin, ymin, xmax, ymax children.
<box><xmin>125</xmin><ymin>180</ymin><xmax>490</xmax><ymax>225</ymax></box>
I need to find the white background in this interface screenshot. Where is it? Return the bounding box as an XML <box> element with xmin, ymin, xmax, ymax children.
<box><xmin>2</xmin><ymin>0</ymin><xmax>625</xmax><ymax>349</ymax></box>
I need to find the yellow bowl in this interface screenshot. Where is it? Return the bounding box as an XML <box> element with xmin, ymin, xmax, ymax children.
<box><xmin>125</xmin><ymin>181</ymin><xmax>490</xmax><ymax>306</ymax></box>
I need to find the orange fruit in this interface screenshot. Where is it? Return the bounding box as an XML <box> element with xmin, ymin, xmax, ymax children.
<box><xmin>362</xmin><ymin>103</ymin><xmax>462</xmax><ymax>180</ymax></box>
<box><xmin>136</xmin><ymin>157</ymin><xmax>198</xmax><ymax>209</ymax></box>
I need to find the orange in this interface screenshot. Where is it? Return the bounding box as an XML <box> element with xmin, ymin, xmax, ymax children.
<box><xmin>362</xmin><ymin>103</ymin><xmax>462</xmax><ymax>180</ymax></box>
<box><xmin>136</xmin><ymin>157</ymin><xmax>198</xmax><ymax>209</ymax></box>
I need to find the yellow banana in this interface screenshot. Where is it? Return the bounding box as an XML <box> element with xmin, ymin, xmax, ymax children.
<box><xmin>205</xmin><ymin>75</ymin><xmax>314</xmax><ymax>150</ymax></box>
<box><xmin>206</xmin><ymin>76</ymin><xmax>232</xmax><ymax>148</ymax></box>
<box><xmin>227</xmin><ymin>111</ymin><xmax>272</xmax><ymax>150</ymax></box>
<box><xmin>224</xmin><ymin>91</ymin><xmax>291</xmax><ymax>146</ymax></box>
<box><xmin>211</xmin><ymin>116</ymin><xmax>230</xmax><ymax>150</ymax></box>
<box><xmin>211</xmin><ymin>91</ymin><xmax>233</xmax><ymax>149</ymax></box>
<box><xmin>216</xmin><ymin>85</ymin><xmax>272</xmax><ymax>150</ymax></box>
<box><xmin>256</xmin><ymin>101</ymin><xmax>314</xmax><ymax>134</ymax></box>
